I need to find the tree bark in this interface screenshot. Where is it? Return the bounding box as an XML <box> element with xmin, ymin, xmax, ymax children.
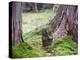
<box><xmin>11</xmin><ymin>2</ymin><xmax>24</xmax><ymax>46</ymax></box>
<box><xmin>34</xmin><ymin>3</ymin><xmax>38</xmax><ymax>12</ymax></box>
<box><xmin>48</xmin><ymin>5</ymin><xmax>78</xmax><ymax>43</ymax></box>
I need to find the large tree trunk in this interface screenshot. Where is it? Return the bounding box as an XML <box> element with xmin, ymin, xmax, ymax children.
<box><xmin>48</xmin><ymin>5</ymin><xmax>78</xmax><ymax>43</ymax></box>
<box><xmin>42</xmin><ymin>5</ymin><xmax>78</xmax><ymax>48</ymax></box>
<box><xmin>10</xmin><ymin>2</ymin><xmax>24</xmax><ymax>46</ymax></box>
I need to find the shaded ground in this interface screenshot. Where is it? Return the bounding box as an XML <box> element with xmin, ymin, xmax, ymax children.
<box><xmin>12</xmin><ymin>34</ymin><xmax>77</xmax><ymax>58</ymax></box>
<box><xmin>23</xmin><ymin>29</ymin><xmax>77</xmax><ymax>56</ymax></box>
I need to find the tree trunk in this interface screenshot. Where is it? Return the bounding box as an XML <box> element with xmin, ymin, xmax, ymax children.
<box><xmin>11</xmin><ymin>2</ymin><xmax>24</xmax><ymax>46</ymax></box>
<box><xmin>42</xmin><ymin>5</ymin><xmax>78</xmax><ymax>48</ymax></box>
<box><xmin>53</xmin><ymin>5</ymin><xmax>59</xmax><ymax>13</ymax></box>
<box><xmin>34</xmin><ymin>3</ymin><xmax>38</xmax><ymax>12</ymax></box>
<box><xmin>48</xmin><ymin>5</ymin><xmax>78</xmax><ymax>43</ymax></box>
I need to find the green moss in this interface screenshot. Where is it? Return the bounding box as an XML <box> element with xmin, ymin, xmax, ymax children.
<box><xmin>12</xmin><ymin>35</ymin><xmax>78</xmax><ymax>58</ymax></box>
<box><xmin>51</xmin><ymin>36</ymin><xmax>78</xmax><ymax>56</ymax></box>
<box><xmin>12</xmin><ymin>42</ymin><xmax>39</xmax><ymax>58</ymax></box>
<box><xmin>23</xmin><ymin>27</ymin><xmax>78</xmax><ymax>56</ymax></box>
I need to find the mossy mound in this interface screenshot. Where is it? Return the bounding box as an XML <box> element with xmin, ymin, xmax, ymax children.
<box><xmin>50</xmin><ymin>36</ymin><xmax>78</xmax><ymax>56</ymax></box>
<box><xmin>12</xmin><ymin>43</ymin><xmax>39</xmax><ymax>58</ymax></box>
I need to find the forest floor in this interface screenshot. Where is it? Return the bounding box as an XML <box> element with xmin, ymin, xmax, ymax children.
<box><xmin>22</xmin><ymin>10</ymin><xmax>55</xmax><ymax>34</ymax></box>
<box><xmin>12</xmin><ymin>11</ymin><xmax>78</xmax><ymax>58</ymax></box>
